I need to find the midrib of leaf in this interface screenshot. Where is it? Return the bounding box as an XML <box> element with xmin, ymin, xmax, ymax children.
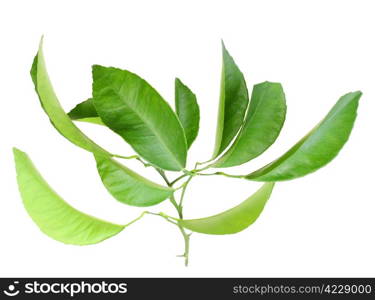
<box><xmin>111</xmin><ymin>84</ymin><xmax>184</xmax><ymax>170</ymax></box>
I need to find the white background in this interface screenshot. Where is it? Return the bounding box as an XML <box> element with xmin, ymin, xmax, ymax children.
<box><xmin>0</xmin><ymin>0</ymin><xmax>374</xmax><ymax>277</ymax></box>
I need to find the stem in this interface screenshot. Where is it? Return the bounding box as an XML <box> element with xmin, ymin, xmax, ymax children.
<box><xmin>155</xmin><ymin>168</ymin><xmax>171</xmax><ymax>185</ymax></box>
<box><xmin>178</xmin><ymin>175</ymin><xmax>193</xmax><ymax>218</ymax></box>
<box><xmin>123</xmin><ymin>210</ymin><xmax>191</xmax><ymax>264</ymax></box>
<box><xmin>170</xmin><ymin>194</ymin><xmax>191</xmax><ymax>266</ymax></box>
<box><xmin>124</xmin><ymin>211</ymin><xmax>177</xmax><ymax>227</ymax></box>
<box><xmin>112</xmin><ymin>154</ymin><xmax>151</xmax><ymax>168</ymax></box>
<box><xmin>169</xmin><ymin>193</ymin><xmax>181</xmax><ymax>213</ymax></box>
<box><xmin>196</xmin><ymin>171</ymin><xmax>244</xmax><ymax>179</ymax></box>
<box><xmin>148</xmin><ymin>211</ymin><xmax>179</xmax><ymax>225</ymax></box>
<box><xmin>170</xmin><ymin>173</ymin><xmax>190</xmax><ymax>186</ymax></box>
<box><xmin>196</xmin><ymin>158</ymin><xmax>215</xmax><ymax>167</ymax></box>
<box><xmin>192</xmin><ymin>165</ymin><xmax>212</xmax><ymax>173</ymax></box>
<box><xmin>124</xmin><ymin>211</ymin><xmax>148</xmax><ymax>227</ymax></box>
<box><xmin>177</xmin><ymin>225</ymin><xmax>191</xmax><ymax>266</ymax></box>
<box><xmin>155</xmin><ymin>169</ymin><xmax>192</xmax><ymax>266</ymax></box>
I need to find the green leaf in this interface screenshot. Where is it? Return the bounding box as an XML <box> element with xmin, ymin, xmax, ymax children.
<box><xmin>179</xmin><ymin>183</ymin><xmax>274</xmax><ymax>234</ymax></box>
<box><xmin>214</xmin><ymin>82</ymin><xmax>287</xmax><ymax>167</ymax></box>
<box><xmin>212</xmin><ymin>42</ymin><xmax>249</xmax><ymax>159</ymax></box>
<box><xmin>175</xmin><ymin>78</ymin><xmax>200</xmax><ymax>149</ymax></box>
<box><xmin>30</xmin><ymin>38</ymin><xmax>110</xmax><ymax>157</ymax></box>
<box><xmin>92</xmin><ymin>65</ymin><xmax>187</xmax><ymax>171</ymax></box>
<box><xmin>75</xmin><ymin>117</ymin><xmax>105</xmax><ymax>126</ymax></box>
<box><xmin>95</xmin><ymin>155</ymin><xmax>174</xmax><ymax>207</ymax></box>
<box><xmin>68</xmin><ymin>98</ymin><xmax>97</xmax><ymax>119</ymax></box>
<box><xmin>246</xmin><ymin>91</ymin><xmax>362</xmax><ymax>181</ymax></box>
<box><xmin>13</xmin><ymin>148</ymin><xmax>124</xmax><ymax>245</ymax></box>
<box><xmin>68</xmin><ymin>98</ymin><xmax>104</xmax><ymax>125</ymax></box>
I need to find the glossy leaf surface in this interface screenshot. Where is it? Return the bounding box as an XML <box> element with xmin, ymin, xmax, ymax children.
<box><xmin>179</xmin><ymin>183</ymin><xmax>274</xmax><ymax>234</ymax></box>
<box><xmin>30</xmin><ymin>40</ymin><xmax>110</xmax><ymax>157</ymax></box>
<box><xmin>246</xmin><ymin>91</ymin><xmax>362</xmax><ymax>181</ymax></box>
<box><xmin>95</xmin><ymin>155</ymin><xmax>174</xmax><ymax>206</ymax></box>
<box><xmin>13</xmin><ymin>148</ymin><xmax>124</xmax><ymax>245</ymax></box>
<box><xmin>214</xmin><ymin>82</ymin><xmax>286</xmax><ymax>167</ymax></box>
<box><xmin>92</xmin><ymin>65</ymin><xmax>187</xmax><ymax>171</ymax></box>
<box><xmin>68</xmin><ymin>98</ymin><xmax>104</xmax><ymax>125</ymax></box>
<box><xmin>212</xmin><ymin>42</ymin><xmax>249</xmax><ymax>159</ymax></box>
<box><xmin>175</xmin><ymin>78</ymin><xmax>200</xmax><ymax>149</ymax></box>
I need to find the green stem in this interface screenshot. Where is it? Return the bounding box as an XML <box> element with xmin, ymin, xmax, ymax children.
<box><xmin>192</xmin><ymin>165</ymin><xmax>212</xmax><ymax>173</ymax></box>
<box><xmin>170</xmin><ymin>194</ymin><xmax>191</xmax><ymax>266</ymax></box>
<box><xmin>177</xmin><ymin>225</ymin><xmax>191</xmax><ymax>266</ymax></box>
<box><xmin>178</xmin><ymin>175</ymin><xmax>193</xmax><ymax>218</ymax></box>
<box><xmin>156</xmin><ymin>169</ymin><xmax>192</xmax><ymax>266</ymax></box>
<box><xmin>124</xmin><ymin>211</ymin><xmax>148</xmax><ymax>227</ymax></box>
<box><xmin>196</xmin><ymin>171</ymin><xmax>244</xmax><ymax>179</ymax></box>
<box><xmin>169</xmin><ymin>193</ymin><xmax>181</xmax><ymax>213</ymax></box>
<box><xmin>196</xmin><ymin>158</ymin><xmax>215</xmax><ymax>167</ymax></box>
<box><xmin>112</xmin><ymin>154</ymin><xmax>151</xmax><ymax>168</ymax></box>
<box><xmin>148</xmin><ymin>211</ymin><xmax>179</xmax><ymax>225</ymax></box>
<box><xmin>155</xmin><ymin>168</ymin><xmax>171</xmax><ymax>185</ymax></box>
<box><xmin>170</xmin><ymin>173</ymin><xmax>190</xmax><ymax>186</ymax></box>
<box><xmin>124</xmin><ymin>211</ymin><xmax>177</xmax><ymax>227</ymax></box>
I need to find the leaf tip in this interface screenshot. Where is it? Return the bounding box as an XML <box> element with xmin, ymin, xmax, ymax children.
<box><xmin>38</xmin><ymin>35</ymin><xmax>45</xmax><ymax>55</ymax></box>
<box><xmin>92</xmin><ymin>64</ymin><xmax>108</xmax><ymax>76</ymax></box>
<box><xmin>12</xmin><ymin>147</ymin><xmax>24</xmax><ymax>157</ymax></box>
<box><xmin>352</xmin><ymin>90</ymin><xmax>363</xmax><ymax>98</ymax></box>
<box><xmin>221</xmin><ymin>39</ymin><xmax>226</xmax><ymax>49</ymax></box>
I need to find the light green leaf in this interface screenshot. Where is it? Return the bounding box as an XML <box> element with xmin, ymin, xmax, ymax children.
<box><xmin>68</xmin><ymin>98</ymin><xmax>104</xmax><ymax>125</ymax></box>
<box><xmin>13</xmin><ymin>148</ymin><xmax>124</xmax><ymax>245</ymax></box>
<box><xmin>175</xmin><ymin>78</ymin><xmax>200</xmax><ymax>149</ymax></box>
<box><xmin>92</xmin><ymin>65</ymin><xmax>187</xmax><ymax>171</ymax></box>
<box><xmin>212</xmin><ymin>42</ymin><xmax>249</xmax><ymax>159</ymax></box>
<box><xmin>214</xmin><ymin>82</ymin><xmax>286</xmax><ymax>167</ymax></box>
<box><xmin>30</xmin><ymin>38</ymin><xmax>109</xmax><ymax>157</ymax></box>
<box><xmin>179</xmin><ymin>183</ymin><xmax>274</xmax><ymax>234</ymax></box>
<box><xmin>246</xmin><ymin>91</ymin><xmax>362</xmax><ymax>181</ymax></box>
<box><xmin>95</xmin><ymin>155</ymin><xmax>174</xmax><ymax>207</ymax></box>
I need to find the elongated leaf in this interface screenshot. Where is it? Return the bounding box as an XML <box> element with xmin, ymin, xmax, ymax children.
<box><xmin>175</xmin><ymin>78</ymin><xmax>200</xmax><ymax>148</ymax></box>
<box><xmin>246</xmin><ymin>91</ymin><xmax>362</xmax><ymax>181</ymax></box>
<box><xmin>214</xmin><ymin>82</ymin><xmax>286</xmax><ymax>167</ymax></box>
<box><xmin>30</xmin><ymin>39</ymin><xmax>110</xmax><ymax>157</ymax></box>
<box><xmin>92</xmin><ymin>65</ymin><xmax>187</xmax><ymax>171</ymax></box>
<box><xmin>95</xmin><ymin>155</ymin><xmax>174</xmax><ymax>206</ymax></box>
<box><xmin>212</xmin><ymin>42</ymin><xmax>249</xmax><ymax>159</ymax></box>
<box><xmin>32</xmin><ymin>40</ymin><xmax>166</xmax><ymax>199</ymax></box>
<box><xmin>13</xmin><ymin>148</ymin><xmax>124</xmax><ymax>245</ymax></box>
<box><xmin>68</xmin><ymin>98</ymin><xmax>103</xmax><ymax>125</ymax></box>
<box><xmin>179</xmin><ymin>183</ymin><xmax>274</xmax><ymax>234</ymax></box>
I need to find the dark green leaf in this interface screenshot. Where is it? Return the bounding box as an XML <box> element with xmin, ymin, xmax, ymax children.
<box><xmin>30</xmin><ymin>39</ymin><xmax>110</xmax><ymax>157</ymax></box>
<box><xmin>68</xmin><ymin>98</ymin><xmax>97</xmax><ymax>119</ymax></box>
<box><xmin>175</xmin><ymin>78</ymin><xmax>200</xmax><ymax>149</ymax></box>
<box><xmin>92</xmin><ymin>65</ymin><xmax>187</xmax><ymax>171</ymax></box>
<box><xmin>68</xmin><ymin>98</ymin><xmax>104</xmax><ymax>125</ymax></box>
<box><xmin>214</xmin><ymin>82</ymin><xmax>286</xmax><ymax>167</ymax></box>
<box><xmin>212</xmin><ymin>42</ymin><xmax>249</xmax><ymax>159</ymax></box>
<box><xmin>13</xmin><ymin>148</ymin><xmax>124</xmax><ymax>245</ymax></box>
<box><xmin>246</xmin><ymin>91</ymin><xmax>362</xmax><ymax>181</ymax></box>
<box><xmin>95</xmin><ymin>155</ymin><xmax>174</xmax><ymax>207</ymax></box>
<box><xmin>179</xmin><ymin>183</ymin><xmax>274</xmax><ymax>234</ymax></box>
